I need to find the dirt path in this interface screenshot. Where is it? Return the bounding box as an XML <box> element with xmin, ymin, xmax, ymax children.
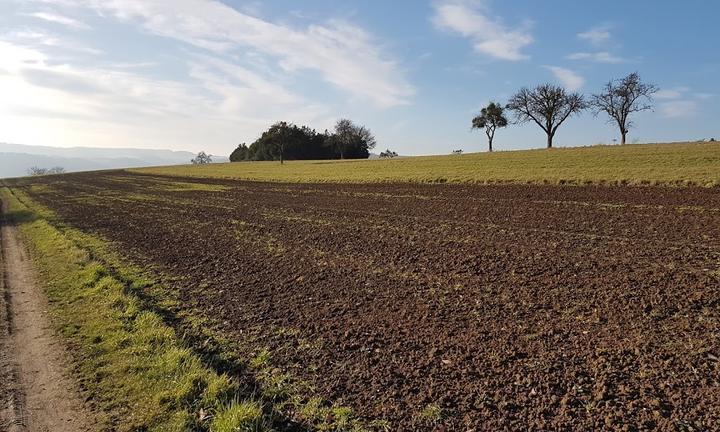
<box><xmin>0</xmin><ymin>199</ymin><xmax>96</xmax><ymax>432</ymax></box>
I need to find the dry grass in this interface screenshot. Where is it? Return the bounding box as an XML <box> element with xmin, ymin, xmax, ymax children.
<box><xmin>132</xmin><ymin>142</ymin><xmax>720</xmax><ymax>187</ymax></box>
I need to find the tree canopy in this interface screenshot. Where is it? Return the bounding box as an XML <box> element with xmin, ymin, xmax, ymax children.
<box><xmin>230</xmin><ymin>119</ymin><xmax>376</xmax><ymax>162</ymax></box>
<box><xmin>591</xmin><ymin>72</ymin><xmax>658</xmax><ymax>145</ymax></box>
<box><xmin>472</xmin><ymin>102</ymin><xmax>508</xmax><ymax>152</ymax></box>
<box><xmin>330</xmin><ymin>119</ymin><xmax>377</xmax><ymax>159</ymax></box>
<box><xmin>506</xmin><ymin>84</ymin><xmax>587</xmax><ymax>148</ymax></box>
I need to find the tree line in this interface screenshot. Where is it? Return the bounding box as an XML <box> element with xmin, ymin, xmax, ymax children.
<box><xmin>216</xmin><ymin>71</ymin><xmax>657</xmax><ymax>163</ymax></box>
<box><xmin>230</xmin><ymin>119</ymin><xmax>376</xmax><ymax>163</ymax></box>
<box><xmin>472</xmin><ymin>72</ymin><xmax>658</xmax><ymax>151</ymax></box>
<box><xmin>27</xmin><ymin>166</ymin><xmax>66</xmax><ymax>176</ymax></box>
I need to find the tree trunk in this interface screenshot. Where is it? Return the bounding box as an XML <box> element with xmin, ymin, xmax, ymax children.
<box><xmin>547</xmin><ymin>133</ymin><xmax>553</xmax><ymax>149</ymax></box>
<box><xmin>488</xmin><ymin>136</ymin><xmax>493</xmax><ymax>152</ymax></box>
<box><xmin>621</xmin><ymin>131</ymin><xmax>627</xmax><ymax>145</ymax></box>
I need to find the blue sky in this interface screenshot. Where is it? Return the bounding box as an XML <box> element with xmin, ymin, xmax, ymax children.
<box><xmin>0</xmin><ymin>0</ymin><xmax>717</xmax><ymax>155</ymax></box>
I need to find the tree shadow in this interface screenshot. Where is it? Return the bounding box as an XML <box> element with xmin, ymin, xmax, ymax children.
<box><xmin>0</xmin><ymin>209</ymin><xmax>38</xmax><ymax>226</ymax></box>
<box><xmin>101</xmin><ymin>264</ymin><xmax>313</xmax><ymax>432</ymax></box>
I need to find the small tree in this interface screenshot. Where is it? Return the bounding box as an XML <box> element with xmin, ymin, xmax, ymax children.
<box><xmin>265</xmin><ymin>121</ymin><xmax>292</xmax><ymax>164</ymax></box>
<box><xmin>472</xmin><ymin>102</ymin><xmax>508</xmax><ymax>152</ymax></box>
<box><xmin>507</xmin><ymin>84</ymin><xmax>587</xmax><ymax>148</ymax></box>
<box><xmin>191</xmin><ymin>151</ymin><xmax>212</xmax><ymax>164</ymax></box>
<box><xmin>379</xmin><ymin>149</ymin><xmax>398</xmax><ymax>158</ymax></box>
<box><xmin>28</xmin><ymin>166</ymin><xmax>48</xmax><ymax>176</ymax></box>
<box><xmin>591</xmin><ymin>72</ymin><xmax>658</xmax><ymax>145</ymax></box>
<box><xmin>47</xmin><ymin>166</ymin><xmax>65</xmax><ymax>174</ymax></box>
<box><xmin>332</xmin><ymin>119</ymin><xmax>352</xmax><ymax>159</ymax></box>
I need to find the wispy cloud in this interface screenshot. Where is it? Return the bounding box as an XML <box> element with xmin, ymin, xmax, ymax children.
<box><xmin>24</xmin><ymin>12</ymin><xmax>91</xmax><ymax>30</ymax></box>
<box><xmin>432</xmin><ymin>0</ymin><xmax>533</xmax><ymax>61</ymax></box>
<box><xmin>661</xmin><ymin>100</ymin><xmax>697</xmax><ymax>118</ymax></box>
<box><xmin>655</xmin><ymin>86</ymin><xmax>690</xmax><ymax>100</ymax></box>
<box><xmin>0</xmin><ymin>37</ymin><xmax>332</xmax><ymax>152</ymax></box>
<box><xmin>544</xmin><ymin>66</ymin><xmax>584</xmax><ymax>91</ymax></box>
<box><xmin>566</xmin><ymin>51</ymin><xmax>623</xmax><ymax>64</ymax></box>
<box><xmin>4</xmin><ymin>29</ymin><xmax>102</xmax><ymax>55</ymax></box>
<box><xmin>578</xmin><ymin>26</ymin><xmax>611</xmax><ymax>45</ymax></box>
<box><xmin>53</xmin><ymin>0</ymin><xmax>414</xmax><ymax>108</ymax></box>
<box><xmin>653</xmin><ymin>86</ymin><xmax>702</xmax><ymax>118</ymax></box>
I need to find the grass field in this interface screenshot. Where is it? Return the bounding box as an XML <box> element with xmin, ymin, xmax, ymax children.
<box><xmin>132</xmin><ymin>141</ymin><xmax>720</xmax><ymax>187</ymax></box>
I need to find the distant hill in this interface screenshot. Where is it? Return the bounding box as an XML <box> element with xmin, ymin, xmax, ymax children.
<box><xmin>0</xmin><ymin>143</ymin><xmax>228</xmax><ymax>179</ymax></box>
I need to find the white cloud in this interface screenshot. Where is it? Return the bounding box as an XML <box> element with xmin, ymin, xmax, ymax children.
<box><xmin>0</xmin><ymin>36</ymin><xmax>331</xmax><ymax>153</ymax></box>
<box><xmin>432</xmin><ymin>0</ymin><xmax>533</xmax><ymax>61</ymax></box>
<box><xmin>566</xmin><ymin>51</ymin><xmax>622</xmax><ymax>64</ymax></box>
<box><xmin>24</xmin><ymin>12</ymin><xmax>91</xmax><ymax>30</ymax></box>
<box><xmin>650</xmin><ymin>86</ymin><xmax>708</xmax><ymax>118</ymax></box>
<box><xmin>49</xmin><ymin>0</ymin><xmax>413</xmax><ymax>108</ymax></box>
<box><xmin>544</xmin><ymin>66</ymin><xmax>584</xmax><ymax>91</ymax></box>
<box><xmin>4</xmin><ymin>29</ymin><xmax>102</xmax><ymax>55</ymax></box>
<box><xmin>661</xmin><ymin>100</ymin><xmax>697</xmax><ymax>118</ymax></box>
<box><xmin>578</xmin><ymin>26</ymin><xmax>611</xmax><ymax>45</ymax></box>
<box><xmin>1</xmin><ymin>0</ymin><xmax>414</xmax><ymax>153</ymax></box>
<box><xmin>655</xmin><ymin>86</ymin><xmax>690</xmax><ymax>100</ymax></box>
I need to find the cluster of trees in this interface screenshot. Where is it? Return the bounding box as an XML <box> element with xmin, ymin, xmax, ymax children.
<box><xmin>230</xmin><ymin>119</ymin><xmax>376</xmax><ymax>163</ymax></box>
<box><xmin>27</xmin><ymin>166</ymin><xmax>65</xmax><ymax>176</ymax></box>
<box><xmin>472</xmin><ymin>72</ymin><xmax>658</xmax><ymax>151</ymax></box>
<box><xmin>379</xmin><ymin>149</ymin><xmax>399</xmax><ymax>158</ymax></box>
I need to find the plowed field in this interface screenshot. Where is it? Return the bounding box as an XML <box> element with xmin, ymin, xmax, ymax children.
<box><xmin>6</xmin><ymin>171</ymin><xmax>720</xmax><ymax>431</ymax></box>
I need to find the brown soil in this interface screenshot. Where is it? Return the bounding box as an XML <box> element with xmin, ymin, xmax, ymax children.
<box><xmin>8</xmin><ymin>172</ymin><xmax>720</xmax><ymax>431</ymax></box>
<box><xmin>0</xmin><ymin>198</ymin><xmax>96</xmax><ymax>432</ymax></box>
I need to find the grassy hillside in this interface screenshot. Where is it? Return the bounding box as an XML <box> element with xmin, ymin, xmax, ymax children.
<box><xmin>132</xmin><ymin>142</ymin><xmax>720</xmax><ymax>187</ymax></box>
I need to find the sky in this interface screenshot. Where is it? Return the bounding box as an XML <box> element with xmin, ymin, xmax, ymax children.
<box><xmin>0</xmin><ymin>0</ymin><xmax>718</xmax><ymax>156</ymax></box>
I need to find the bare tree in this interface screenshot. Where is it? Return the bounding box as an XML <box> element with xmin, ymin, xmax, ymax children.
<box><xmin>591</xmin><ymin>72</ymin><xmax>658</xmax><ymax>145</ymax></box>
<box><xmin>472</xmin><ymin>102</ymin><xmax>508</xmax><ymax>152</ymax></box>
<box><xmin>506</xmin><ymin>84</ymin><xmax>587</xmax><ymax>148</ymax></box>
<box><xmin>332</xmin><ymin>119</ymin><xmax>352</xmax><ymax>159</ymax></box>
<box><xmin>332</xmin><ymin>119</ymin><xmax>376</xmax><ymax>159</ymax></box>
<box><xmin>191</xmin><ymin>151</ymin><xmax>212</xmax><ymax>164</ymax></box>
<box><xmin>27</xmin><ymin>166</ymin><xmax>48</xmax><ymax>176</ymax></box>
<box><xmin>47</xmin><ymin>166</ymin><xmax>65</xmax><ymax>174</ymax></box>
